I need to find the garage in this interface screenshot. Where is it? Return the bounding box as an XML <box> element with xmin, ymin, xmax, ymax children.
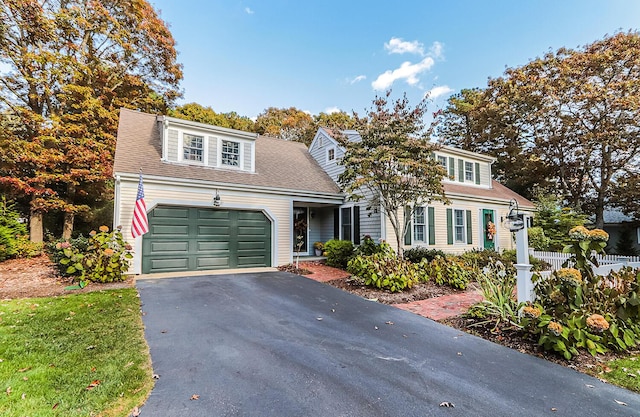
<box><xmin>142</xmin><ymin>206</ymin><xmax>272</xmax><ymax>274</ymax></box>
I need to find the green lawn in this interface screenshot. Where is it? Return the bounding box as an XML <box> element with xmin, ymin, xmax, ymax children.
<box><xmin>0</xmin><ymin>289</ymin><xmax>153</xmax><ymax>417</ymax></box>
<box><xmin>604</xmin><ymin>355</ymin><xmax>640</xmax><ymax>393</ymax></box>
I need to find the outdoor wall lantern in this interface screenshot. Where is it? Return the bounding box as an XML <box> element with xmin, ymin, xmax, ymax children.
<box><xmin>503</xmin><ymin>199</ymin><xmax>525</xmax><ymax>232</ymax></box>
<box><xmin>213</xmin><ymin>189</ymin><xmax>221</xmax><ymax>207</ymax></box>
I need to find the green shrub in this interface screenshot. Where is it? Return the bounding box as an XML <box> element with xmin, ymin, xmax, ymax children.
<box><xmin>525</xmin><ymin>227</ymin><xmax>640</xmax><ymax>359</ymax></box>
<box><xmin>50</xmin><ymin>226</ymin><xmax>133</xmax><ymax>283</ymax></box>
<box><xmin>425</xmin><ymin>256</ymin><xmax>473</xmax><ymax>290</ymax></box>
<box><xmin>501</xmin><ymin>249</ymin><xmax>550</xmax><ymax>272</ymax></box>
<box><xmin>354</xmin><ymin>235</ymin><xmax>394</xmax><ymax>257</ymax></box>
<box><xmin>13</xmin><ymin>235</ymin><xmax>44</xmax><ymax>258</ymax></box>
<box><xmin>324</xmin><ymin>239</ymin><xmax>354</xmax><ymax>269</ymax></box>
<box><xmin>347</xmin><ymin>253</ymin><xmax>426</xmax><ymax>292</ymax></box>
<box><xmin>468</xmin><ymin>260</ymin><xmax>522</xmax><ymax>330</ymax></box>
<box><xmin>528</xmin><ymin>226</ymin><xmax>551</xmax><ymax>250</ymax></box>
<box><xmin>403</xmin><ymin>246</ymin><xmax>446</xmax><ymax>263</ymax></box>
<box><xmin>459</xmin><ymin>249</ymin><xmax>509</xmax><ymax>271</ymax></box>
<box><xmin>0</xmin><ymin>199</ymin><xmax>27</xmax><ymax>261</ymax></box>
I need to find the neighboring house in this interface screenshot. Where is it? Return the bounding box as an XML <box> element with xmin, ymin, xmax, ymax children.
<box><xmin>602</xmin><ymin>209</ymin><xmax>640</xmax><ymax>255</ymax></box>
<box><xmin>113</xmin><ymin>111</ymin><xmax>534</xmax><ymax>275</ymax></box>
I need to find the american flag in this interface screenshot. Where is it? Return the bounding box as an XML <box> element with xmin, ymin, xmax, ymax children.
<box><xmin>131</xmin><ymin>173</ymin><xmax>149</xmax><ymax>238</ymax></box>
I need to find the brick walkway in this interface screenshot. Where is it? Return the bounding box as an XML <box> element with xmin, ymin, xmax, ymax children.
<box><xmin>299</xmin><ymin>261</ymin><xmax>482</xmax><ymax>321</ymax></box>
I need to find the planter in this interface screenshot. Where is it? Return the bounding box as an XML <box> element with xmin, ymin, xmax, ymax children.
<box><xmin>314</xmin><ymin>248</ymin><xmax>323</xmax><ymax>256</ymax></box>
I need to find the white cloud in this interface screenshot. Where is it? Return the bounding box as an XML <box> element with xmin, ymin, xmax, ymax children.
<box><xmin>324</xmin><ymin>106</ymin><xmax>341</xmax><ymax>114</ymax></box>
<box><xmin>244</xmin><ymin>7</ymin><xmax>254</xmax><ymax>14</ymax></box>
<box><xmin>371</xmin><ymin>57</ymin><xmax>435</xmax><ymax>90</ymax></box>
<box><xmin>429</xmin><ymin>41</ymin><xmax>444</xmax><ymax>59</ymax></box>
<box><xmin>426</xmin><ymin>85</ymin><xmax>454</xmax><ymax>99</ymax></box>
<box><xmin>384</xmin><ymin>37</ymin><xmax>425</xmax><ymax>56</ymax></box>
<box><xmin>350</xmin><ymin>75</ymin><xmax>366</xmax><ymax>84</ymax></box>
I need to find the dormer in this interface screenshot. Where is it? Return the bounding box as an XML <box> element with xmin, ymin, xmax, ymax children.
<box><xmin>434</xmin><ymin>145</ymin><xmax>495</xmax><ymax>188</ymax></box>
<box><xmin>157</xmin><ymin>115</ymin><xmax>257</xmax><ymax>173</ymax></box>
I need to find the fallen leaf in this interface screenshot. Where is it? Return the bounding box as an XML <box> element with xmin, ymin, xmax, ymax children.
<box><xmin>86</xmin><ymin>380</ymin><xmax>101</xmax><ymax>390</ymax></box>
<box><xmin>190</xmin><ymin>394</ymin><xmax>200</xmax><ymax>400</ymax></box>
<box><xmin>385</xmin><ymin>321</ymin><xmax>394</xmax><ymax>325</ymax></box>
<box><xmin>627</xmin><ymin>373</ymin><xmax>637</xmax><ymax>378</ymax></box>
<box><xmin>91</xmin><ymin>367</ymin><xmax>97</xmax><ymax>372</ymax></box>
<box><xmin>551</xmin><ymin>407</ymin><xmax>557</xmax><ymax>412</ymax></box>
<box><xmin>161</xmin><ymin>330</ymin><xmax>168</xmax><ymax>333</ymax></box>
<box><xmin>316</xmin><ymin>317</ymin><xmax>323</xmax><ymax>321</ymax></box>
<box><xmin>18</xmin><ymin>367</ymin><xmax>31</xmax><ymax>372</ymax></box>
<box><xmin>603</xmin><ymin>365</ymin><xmax>612</xmax><ymax>373</ymax></box>
<box><xmin>614</xmin><ymin>399</ymin><xmax>628</xmax><ymax>406</ymax></box>
<box><xmin>457</xmin><ymin>352</ymin><xmax>463</xmax><ymax>356</ymax></box>
<box><xmin>21</xmin><ymin>393</ymin><xmax>26</xmax><ymax>400</ymax></box>
<box><xmin>585</xmin><ymin>384</ymin><xmax>595</xmax><ymax>388</ymax></box>
<box><xmin>22</xmin><ymin>377</ymin><xmax>27</xmax><ymax>381</ymax></box>
<box><xmin>124</xmin><ymin>362</ymin><xmax>134</xmax><ymax>368</ymax></box>
<box><xmin>86</xmin><ymin>345</ymin><xmax>95</xmax><ymax>350</ymax></box>
<box><xmin>52</xmin><ymin>403</ymin><xmax>59</xmax><ymax>410</ymax></box>
<box><xmin>6</xmin><ymin>387</ymin><xmax>11</xmax><ymax>396</ymax></box>
<box><xmin>439</xmin><ymin>401</ymin><xmax>455</xmax><ymax>408</ymax></box>
<box><xmin>152</xmin><ymin>374</ymin><xmax>160</xmax><ymax>379</ymax></box>
<box><xmin>374</xmin><ymin>326</ymin><xmax>379</xmax><ymax>330</ymax></box>
<box><xmin>331</xmin><ymin>309</ymin><xmax>335</xmax><ymax>313</ymax></box>
<box><xmin>131</xmin><ymin>406</ymin><xmax>140</xmax><ymax>416</ymax></box>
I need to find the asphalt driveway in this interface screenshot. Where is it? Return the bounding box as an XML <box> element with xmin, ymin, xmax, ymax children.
<box><xmin>137</xmin><ymin>272</ymin><xmax>640</xmax><ymax>416</ymax></box>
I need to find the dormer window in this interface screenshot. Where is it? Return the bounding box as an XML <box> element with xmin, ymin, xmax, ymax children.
<box><xmin>327</xmin><ymin>147</ymin><xmax>336</xmax><ymax>162</ymax></box>
<box><xmin>465</xmin><ymin>161</ymin><xmax>474</xmax><ymax>181</ymax></box>
<box><xmin>183</xmin><ymin>134</ymin><xmax>204</xmax><ymax>162</ymax></box>
<box><xmin>222</xmin><ymin>140</ymin><xmax>240</xmax><ymax>166</ymax></box>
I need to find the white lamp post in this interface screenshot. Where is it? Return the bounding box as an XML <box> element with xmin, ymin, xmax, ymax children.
<box><xmin>503</xmin><ymin>200</ymin><xmax>533</xmax><ymax>303</ymax></box>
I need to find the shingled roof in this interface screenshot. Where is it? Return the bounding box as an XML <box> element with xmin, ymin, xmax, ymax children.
<box><xmin>444</xmin><ymin>180</ymin><xmax>534</xmax><ymax>208</ymax></box>
<box><xmin>113</xmin><ymin>108</ymin><xmax>341</xmax><ymax>195</ymax></box>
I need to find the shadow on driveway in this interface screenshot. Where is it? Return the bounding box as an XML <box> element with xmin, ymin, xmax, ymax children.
<box><xmin>137</xmin><ymin>271</ymin><xmax>640</xmax><ymax>417</ymax></box>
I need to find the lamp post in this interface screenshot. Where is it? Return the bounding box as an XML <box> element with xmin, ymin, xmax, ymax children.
<box><xmin>503</xmin><ymin>200</ymin><xmax>533</xmax><ymax>303</ymax></box>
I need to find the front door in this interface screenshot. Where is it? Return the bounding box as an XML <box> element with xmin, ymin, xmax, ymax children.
<box><xmin>483</xmin><ymin>209</ymin><xmax>495</xmax><ymax>250</ymax></box>
<box><xmin>293</xmin><ymin>207</ymin><xmax>308</xmax><ymax>254</ymax></box>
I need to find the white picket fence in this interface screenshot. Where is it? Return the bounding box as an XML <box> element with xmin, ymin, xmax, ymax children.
<box><xmin>532</xmin><ymin>250</ymin><xmax>640</xmax><ymax>275</ymax></box>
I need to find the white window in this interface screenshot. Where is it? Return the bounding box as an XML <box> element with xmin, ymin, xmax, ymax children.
<box><xmin>327</xmin><ymin>147</ymin><xmax>336</xmax><ymax>162</ymax></box>
<box><xmin>454</xmin><ymin>209</ymin><xmax>466</xmax><ymax>243</ymax></box>
<box><xmin>222</xmin><ymin>140</ymin><xmax>240</xmax><ymax>166</ymax></box>
<box><xmin>413</xmin><ymin>206</ymin><xmax>426</xmax><ymax>242</ymax></box>
<box><xmin>465</xmin><ymin>161</ymin><xmax>474</xmax><ymax>181</ymax></box>
<box><xmin>183</xmin><ymin>134</ymin><xmax>203</xmax><ymax>162</ymax></box>
<box><xmin>437</xmin><ymin>155</ymin><xmax>447</xmax><ymax>169</ymax></box>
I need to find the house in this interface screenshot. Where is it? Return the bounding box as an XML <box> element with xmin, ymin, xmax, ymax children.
<box><xmin>602</xmin><ymin>209</ymin><xmax>640</xmax><ymax>255</ymax></box>
<box><xmin>309</xmin><ymin>128</ymin><xmax>534</xmax><ymax>255</ymax></box>
<box><xmin>113</xmin><ymin>110</ymin><xmax>534</xmax><ymax>275</ymax></box>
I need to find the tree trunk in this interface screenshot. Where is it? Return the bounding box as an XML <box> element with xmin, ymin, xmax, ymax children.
<box><xmin>593</xmin><ymin>201</ymin><xmax>605</xmax><ymax>229</ymax></box>
<box><xmin>62</xmin><ymin>212</ymin><xmax>74</xmax><ymax>240</ymax></box>
<box><xmin>30</xmin><ymin>210</ymin><xmax>43</xmax><ymax>243</ymax></box>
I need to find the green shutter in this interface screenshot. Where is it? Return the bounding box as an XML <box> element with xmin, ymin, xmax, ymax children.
<box><xmin>448</xmin><ymin>157</ymin><xmax>455</xmax><ymax>178</ymax></box>
<box><xmin>354</xmin><ymin>206</ymin><xmax>361</xmax><ymax>245</ymax></box>
<box><xmin>428</xmin><ymin>207</ymin><xmax>436</xmax><ymax>245</ymax></box>
<box><xmin>404</xmin><ymin>206</ymin><xmax>412</xmax><ymax>245</ymax></box>
<box><xmin>475</xmin><ymin>162</ymin><xmax>480</xmax><ymax>184</ymax></box>
<box><xmin>466</xmin><ymin>210</ymin><xmax>473</xmax><ymax>244</ymax></box>
<box><xmin>446</xmin><ymin>208</ymin><xmax>453</xmax><ymax>245</ymax></box>
<box><xmin>458</xmin><ymin>159</ymin><xmax>464</xmax><ymax>182</ymax></box>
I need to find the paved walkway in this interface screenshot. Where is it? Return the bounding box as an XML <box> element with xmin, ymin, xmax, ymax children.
<box><xmin>299</xmin><ymin>261</ymin><xmax>483</xmax><ymax>321</ymax></box>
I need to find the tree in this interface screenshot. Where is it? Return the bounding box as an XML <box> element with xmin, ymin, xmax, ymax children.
<box><xmin>532</xmin><ymin>194</ymin><xmax>588</xmax><ymax>251</ymax></box>
<box><xmin>314</xmin><ymin>111</ymin><xmax>356</xmax><ymax>131</ymax></box>
<box><xmin>435</xmin><ymin>32</ymin><xmax>640</xmax><ymax>227</ymax></box>
<box><xmin>254</xmin><ymin>107</ymin><xmax>315</xmax><ymax>145</ymax></box>
<box><xmin>338</xmin><ymin>91</ymin><xmax>447</xmax><ymax>258</ymax></box>
<box><xmin>0</xmin><ymin>0</ymin><xmax>182</xmax><ymax>241</ymax></box>
<box><xmin>169</xmin><ymin>103</ymin><xmax>255</xmax><ymax>132</ymax></box>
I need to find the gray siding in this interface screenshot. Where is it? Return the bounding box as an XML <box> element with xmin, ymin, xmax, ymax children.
<box><xmin>207</xmin><ymin>136</ymin><xmax>217</xmax><ymax>167</ymax></box>
<box><xmin>309</xmin><ymin>133</ymin><xmax>345</xmax><ymax>183</ymax></box>
<box><xmin>167</xmin><ymin>129</ymin><xmax>179</xmax><ymax>161</ymax></box>
<box><xmin>243</xmin><ymin>142</ymin><xmax>252</xmax><ymax>171</ymax></box>
<box><xmin>359</xmin><ymin>202</ymin><xmax>381</xmax><ymax>242</ymax></box>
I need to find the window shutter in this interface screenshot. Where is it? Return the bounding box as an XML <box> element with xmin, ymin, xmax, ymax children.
<box><xmin>404</xmin><ymin>206</ymin><xmax>412</xmax><ymax>245</ymax></box>
<box><xmin>448</xmin><ymin>157</ymin><xmax>455</xmax><ymax>178</ymax></box>
<box><xmin>475</xmin><ymin>162</ymin><xmax>480</xmax><ymax>184</ymax></box>
<box><xmin>428</xmin><ymin>207</ymin><xmax>436</xmax><ymax>245</ymax></box>
<box><xmin>333</xmin><ymin>208</ymin><xmax>339</xmax><ymax>239</ymax></box>
<box><xmin>458</xmin><ymin>159</ymin><xmax>464</xmax><ymax>182</ymax></box>
<box><xmin>446</xmin><ymin>208</ymin><xmax>453</xmax><ymax>244</ymax></box>
<box><xmin>466</xmin><ymin>210</ymin><xmax>473</xmax><ymax>244</ymax></box>
<box><xmin>353</xmin><ymin>206</ymin><xmax>361</xmax><ymax>245</ymax></box>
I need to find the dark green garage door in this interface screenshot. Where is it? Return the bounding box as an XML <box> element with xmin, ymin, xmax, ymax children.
<box><xmin>142</xmin><ymin>206</ymin><xmax>272</xmax><ymax>274</ymax></box>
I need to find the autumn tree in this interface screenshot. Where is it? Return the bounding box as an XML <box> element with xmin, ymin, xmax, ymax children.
<box><xmin>169</xmin><ymin>103</ymin><xmax>255</xmax><ymax>132</ymax></box>
<box><xmin>0</xmin><ymin>0</ymin><xmax>182</xmax><ymax>241</ymax></box>
<box><xmin>338</xmin><ymin>91</ymin><xmax>447</xmax><ymax>258</ymax></box>
<box><xmin>314</xmin><ymin>111</ymin><xmax>356</xmax><ymax>131</ymax></box>
<box><xmin>435</xmin><ymin>32</ymin><xmax>640</xmax><ymax>227</ymax></box>
<box><xmin>254</xmin><ymin>107</ymin><xmax>316</xmax><ymax>145</ymax></box>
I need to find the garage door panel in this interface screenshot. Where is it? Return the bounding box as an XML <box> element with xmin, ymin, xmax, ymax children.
<box><xmin>153</xmin><ymin>207</ymin><xmax>189</xmax><ymax>219</ymax></box>
<box><xmin>196</xmin><ymin>256</ymin><xmax>230</xmax><ymax>269</ymax></box>
<box><xmin>143</xmin><ymin>206</ymin><xmax>271</xmax><ymax>273</ymax></box>
<box><xmin>148</xmin><ymin>257</ymin><xmax>190</xmax><ymax>271</ymax></box>
<box><xmin>150</xmin><ymin>241</ymin><xmax>189</xmax><ymax>253</ymax></box>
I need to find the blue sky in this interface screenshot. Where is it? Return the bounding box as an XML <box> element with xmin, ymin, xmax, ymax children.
<box><xmin>150</xmin><ymin>0</ymin><xmax>640</xmax><ymax>119</ymax></box>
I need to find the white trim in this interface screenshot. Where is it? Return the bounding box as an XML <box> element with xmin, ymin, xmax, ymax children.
<box><xmin>326</xmin><ymin>146</ymin><xmax>336</xmax><ymax>164</ymax></box>
<box><xmin>178</xmin><ymin>130</ymin><xmax>208</xmax><ymax>165</ymax></box>
<box><xmin>164</xmin><ymin>115</ymin><xmax>258</xmax><ymax>141</ymax></box>
<box><xmin>218</xmin><ymin>138</ymin><xmax>243</xmax><ymax>170</ymax></box>
<box><xmin>452</xmin><ymin>208</ymin><xmax>467</xmax><ymax>244</ymax></box>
